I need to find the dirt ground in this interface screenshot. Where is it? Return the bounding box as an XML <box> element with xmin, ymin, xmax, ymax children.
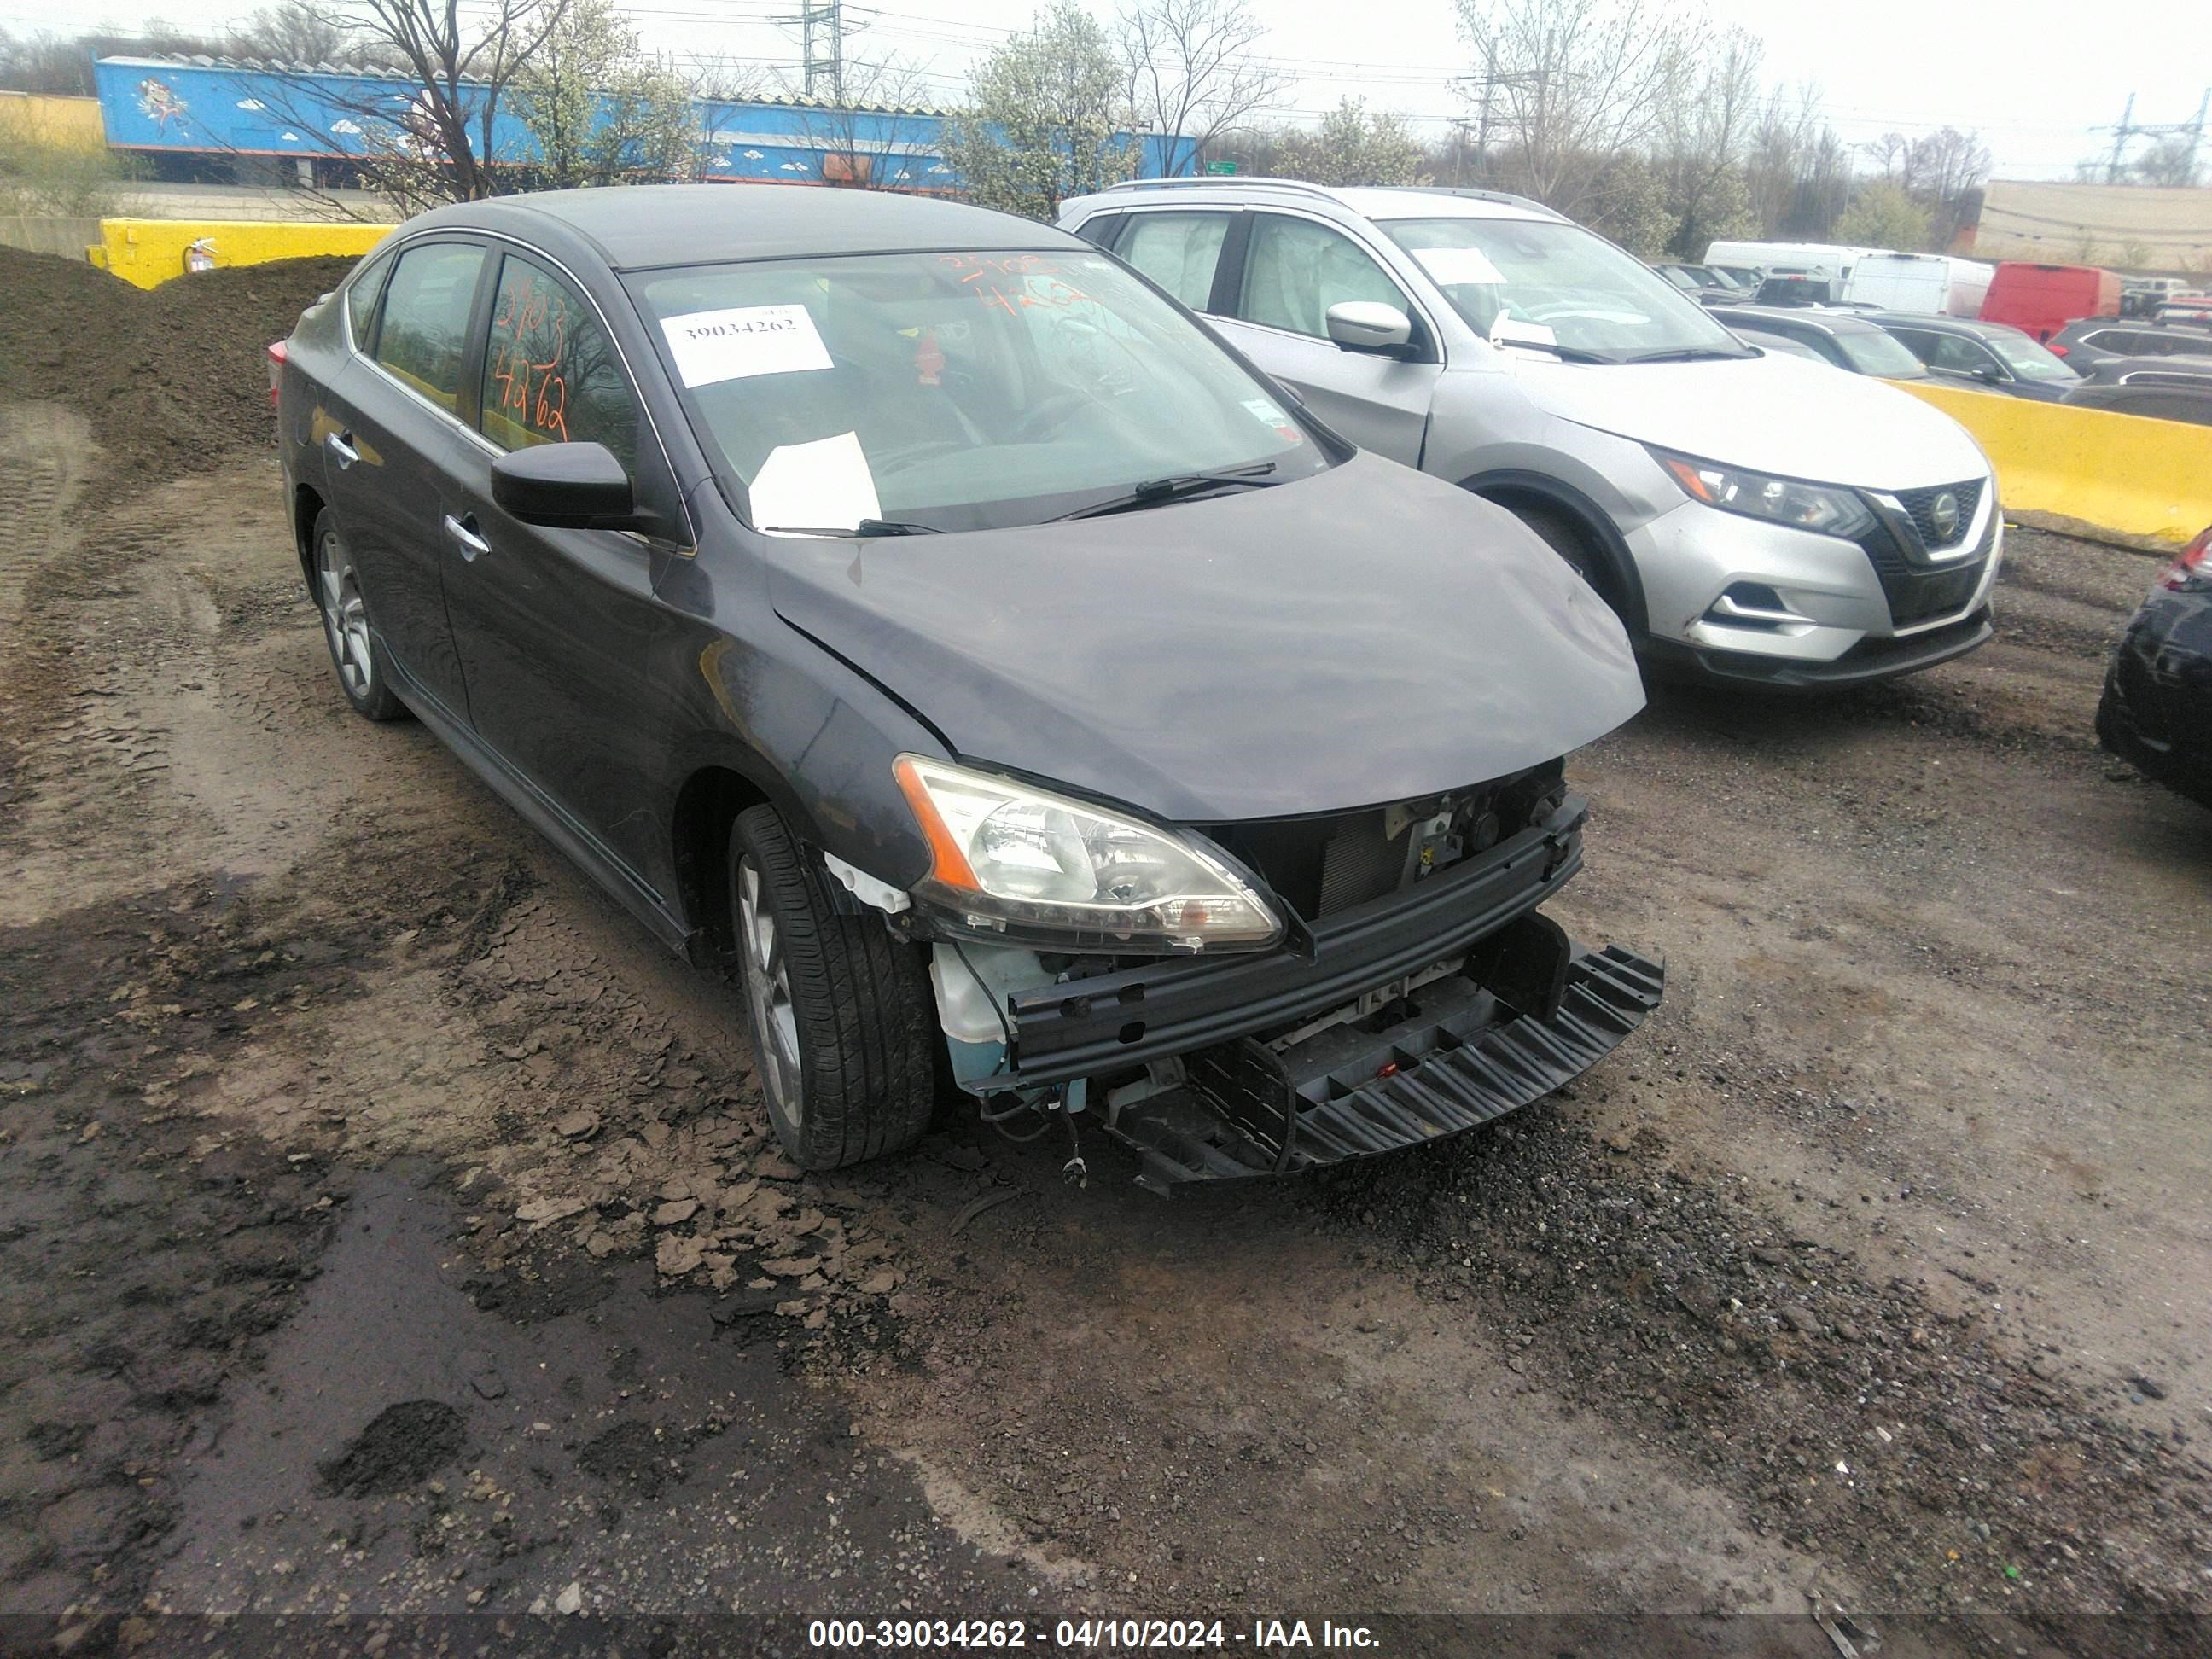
<box><xmin>1</xmin><ymin>257</ymin><xmax>2209</xmax><ymax>1656</ymax></box>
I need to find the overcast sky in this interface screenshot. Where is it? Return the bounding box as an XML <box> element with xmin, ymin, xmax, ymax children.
<box><xmin>9</xmin><ymin>0</ymin><xmax>2209</xmax><ymax>182</ymax></box>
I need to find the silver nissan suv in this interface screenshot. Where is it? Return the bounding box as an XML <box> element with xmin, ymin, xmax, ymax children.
<box><xmin>1058</xmin><ymin>179</ymin><xmax>2001</xmax><ymax>690</ymax></box>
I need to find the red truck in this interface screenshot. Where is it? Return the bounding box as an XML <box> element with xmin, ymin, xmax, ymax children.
<box><xmin>1979</xmin><ymin>262</ymin><xmax>2122</xmax><ymax>342</ymax></box>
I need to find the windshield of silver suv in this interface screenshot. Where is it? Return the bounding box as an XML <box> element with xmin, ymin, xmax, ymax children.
<box><xmin>1379</xmin><ymin>217</ymin><xmax>1752</xmax><ymax>363</ymax></box>
<box><xmin>630</xmin><ymin>249</ymin><xmax>1330</xmax><ymax>534</ymax></box>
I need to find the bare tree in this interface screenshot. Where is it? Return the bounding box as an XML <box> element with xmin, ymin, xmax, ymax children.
<box><xmin>229</xmin><ymin>2</ymin><xmax>391</xmax><ymax>67</ymax></box>
<box><xmin>1117</xmin><ymin>0</ymin><xmax>1286</xmax><ymax>175</ymax></box>
<box><xmin>1453</xmin><ymin>0</ymin><xmax>1699</xmax><ymax>221</ymax></box>
<box><xmin>772</xmin><ymin>55</ymin><xmax>945</xmax><ymax>190</ymax></box>
<box><xmin>253</xmin><ymin>0</ymin><xmax>568</xmax><ymax>212</ymax></box>
<box><xmin>2133</xmin><ymin>134</ymin><xmax>2201</xmax><ymax>189</ymax></box>
<box><xmin>1655</xmin><ymin>25</ymin><xmax>1761</xmax><ymax>255</ymax></box>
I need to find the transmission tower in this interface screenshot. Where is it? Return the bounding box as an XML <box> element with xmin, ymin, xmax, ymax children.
<box><xmin>771</xmin><ymin>0</ymin><xmax>863</xmax><ymax>102</ymax></box>
<box><xmin>2093</xmin><ymin>88</ymin><xmax>2211</xmax><ymax>183</ymax></box>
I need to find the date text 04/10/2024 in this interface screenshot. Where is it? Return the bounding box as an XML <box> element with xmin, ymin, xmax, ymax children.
<box><xmin>806</xmin><ymin>1620</ymin><xmax>1380</xmax><ymax>1650</ymax></box>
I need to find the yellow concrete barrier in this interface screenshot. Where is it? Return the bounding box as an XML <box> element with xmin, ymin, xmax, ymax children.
<box><xmin>1893</xmin><ymin>379</ymin><xmax>2212</xmax><ymax>547</ymax></box>
<box><xmin>95</xmin><ymin>218</ymin><xmax>394</xmax><ymax>288</ymax></box>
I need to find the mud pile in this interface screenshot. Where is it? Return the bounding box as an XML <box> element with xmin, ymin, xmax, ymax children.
<box><xmin>0</xmin><ymin>246</ymin><xmax>358</xmax><ymax>483</ymax></box>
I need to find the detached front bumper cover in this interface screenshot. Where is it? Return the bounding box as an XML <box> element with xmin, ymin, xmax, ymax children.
<box><xmin>1111</xmin><ymin>937</ymin><xmax>1663</xmax><ymax>1192</ymax></box>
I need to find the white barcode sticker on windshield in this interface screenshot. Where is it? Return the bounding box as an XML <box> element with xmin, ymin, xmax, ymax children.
<box><xmin>660</xmin><ymin>304</ymin><xmax>831</xmax><ymax>387</ymax></box>
<box><xmin>1414</xmin><ymin>247</ymin><xmax>1505</xmax><ymax>287</ymax></box>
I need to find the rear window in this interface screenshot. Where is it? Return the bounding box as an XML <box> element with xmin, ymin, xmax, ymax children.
<box><xmin>375</xmin><ymin>242</ymin><xmax>486</xmax><ymax>411</ymax></box>
<box><xmin>1116</xmin><ymin>212</ymin><xmax>1232</xmax><ymax>311</ymax></box>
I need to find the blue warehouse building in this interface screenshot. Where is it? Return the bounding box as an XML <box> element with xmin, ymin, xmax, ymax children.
<box><xmin>92</xmin><ymin>55</ymin><xmax>1190</xmax><ymax>192</ymax></box>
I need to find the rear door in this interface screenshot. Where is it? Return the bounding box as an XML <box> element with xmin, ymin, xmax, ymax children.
<box><xmin>439</xmin><ymin>247</ymin><xmax>696</xmax><ymax>896</ymax></box>
<box><xmin>323</xmin><ymin>236</ymin><xmax>492</xmax><ymax>723</ymax></box>
<box><xmin>1206</xmin><ymin>210</ymin><xmax>1440</xmax><ymax>466</ymax></box>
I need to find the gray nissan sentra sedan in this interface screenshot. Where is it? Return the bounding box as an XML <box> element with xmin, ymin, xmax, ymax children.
<box><xmin>272</xmin><ymin>184</ymin><xmax>1662</xmax><ymax>1192</ymax></box>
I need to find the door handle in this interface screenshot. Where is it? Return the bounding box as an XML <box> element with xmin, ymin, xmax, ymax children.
<box><xmin>325</xmin><ymin>429</ymin><xmax>358</xmax><ymax>469</ymax></box>
<box><xmin>443</xmin><ymin>513</ymin><xmax>492</xmax><ymax>562</ymax></box>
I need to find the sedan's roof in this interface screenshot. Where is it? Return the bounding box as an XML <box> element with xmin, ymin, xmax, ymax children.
<box><xmin>1854</xmin><ymin>311</ymin><xmax>2026</xmax><ymax>340</ymax></box>
<box><xmin>1705</xmin><ymin>303</ymin><xmax>1888</xmax><ymax>336</ymax></box>
<box><xmin>413</xmin><ymin>184</ymin><xmax>1082</xmax><ymax>271</ymax></box>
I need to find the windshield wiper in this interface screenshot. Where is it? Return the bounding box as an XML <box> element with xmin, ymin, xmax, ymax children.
<box><xmin>1621</xmin><ymin>346</ymin><xmax>1757</xmax><ymax>364</ymax></box>
<box><xmin>769</xmin><ymin>517</ymin><xmax>946</xmax><ymax>538</ymax></box>
<box><xmin>1493</xmin><ymin>336</ymin><xmax>1616</xmax><ymax>364</ymax></box>
<box><xmin>1050</xmin><ymin>462</ymin><xmax>1280</xmax><ymax>521</ymax></box>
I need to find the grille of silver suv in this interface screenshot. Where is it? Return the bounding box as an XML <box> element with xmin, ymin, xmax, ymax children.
<box><xmin>1892</xmin><ymin>479</ymin><xmax>1984</xmax><ymax>552</ymax></box>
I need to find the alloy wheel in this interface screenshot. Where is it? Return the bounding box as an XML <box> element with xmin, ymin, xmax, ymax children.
<box><xmin>316</xmin><ymin>530</ymin><xmax>375</xmax><ymax>699</ymax></box>
<box><xmin>737</xmin><ymin>855</ymin><xmax>803</xmax><ymax>1122</ymax></box>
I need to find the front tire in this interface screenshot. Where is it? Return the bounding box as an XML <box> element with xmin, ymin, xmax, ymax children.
<box><xmin>1510</xmin><ymin>504</ymin><xmax>1632</xmax><ymax>632</ymax></box>
<box><xmin>728</xmin><ymin>805</ymin><xmax>937</xmax><ymax>1169</ymax></box>
<box><xmin>310</xmin><ymin>509</ymin><xmax>406</xmax><ymax>722</ymax></box>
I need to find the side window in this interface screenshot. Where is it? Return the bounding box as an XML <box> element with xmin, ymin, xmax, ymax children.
<box><xmin>346</xmin><ymin>252</ymin><xmax>393</xmax><ymax>348</ymax></box>
<box><xmin>1926</xmin><ymin>335</ymin><xmax>1998</xmax><ymax>375</ymax></box>
<box><xmin>374</xmin><ymin>242</ymin><xmax>486</xmax><ymax>411</ymax></box>
<box><xmin>1071</xmin><ymin>212</ymin><xmax>1122</xmax><ymax>248</ymax></box>
<box><xmin>1115</xmin><ymin>212</ymin><xmax>1232</xmax><ymax>311</ymax></box>
<box><xmin>1887</xmin><ymin>328</ymin><xmax>1937</xmax><ymax>364</ymax></box>
<box><xmin>1236</xmin><ymin>214</ymin><xmax>1410</xmax><ymax>340</ymax></box>
<box><xmin>479</xmin><ymin>254</ymin><xmax>638</xmax><ymax>471</ymax></box>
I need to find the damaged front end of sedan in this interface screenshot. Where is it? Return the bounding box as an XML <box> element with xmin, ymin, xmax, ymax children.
<box><xmin>824</xmin><ymin>754</ymin><xmax>1662</xmax><ymax>1195</ymax></box>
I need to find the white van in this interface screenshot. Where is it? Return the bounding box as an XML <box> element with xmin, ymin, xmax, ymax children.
<box><xmin>1703</xmin><ymin>241</ymin><xmax>1889</xmax><ymax>306</ymax></box>
<box><xmin>1842</xmin><ymin>253</ymin><xmax>1994</xmax><ymax>317</ymax></box>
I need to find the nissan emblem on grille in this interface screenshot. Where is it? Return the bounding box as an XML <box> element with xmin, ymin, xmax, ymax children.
<box><xmin>1930</xmin><ymin>491</ymin><xmax>1960</xmax><ymax>544</ymax></box>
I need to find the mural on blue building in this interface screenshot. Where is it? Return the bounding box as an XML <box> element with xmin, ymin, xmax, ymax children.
<box><xmin>93</xmin><ymin>56</ymin><xmax>1187</xmax><ymax>190</ymax></box>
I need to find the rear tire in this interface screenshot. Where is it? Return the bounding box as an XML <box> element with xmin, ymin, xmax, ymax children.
<box><xmin>310</xmin><ymin>509</ymin><xmax>407</xmax><ymax>722</ymax></box>
<box><xmin>728</xmin><ymin>805</ymin><xmax>938</xmax><ymax>1169</ymax></box>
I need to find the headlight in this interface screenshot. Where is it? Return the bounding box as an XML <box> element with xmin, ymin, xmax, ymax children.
<box><xmin>893</xmin><ymin>755</ymin><xmax>1283</xmax><ymax>955</ymax></box>
<box><xmin>1651</xmin><ymin>447</ymin><xmax>1872</xmax><ymax>539</ymax></box>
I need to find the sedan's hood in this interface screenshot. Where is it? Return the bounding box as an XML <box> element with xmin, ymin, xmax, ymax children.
<box><xmin>1511</xmin><ymin>351</ymin><xmax>1989</xmax><ymax>490</ymax></box>
<box><xmin>766</xmin><ymin>453</ymin><xmax>1643</xmax><ymax>824</ymax></box>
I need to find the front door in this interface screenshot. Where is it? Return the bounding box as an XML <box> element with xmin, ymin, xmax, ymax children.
<box><xmin>1207</xmin><ymin>212</ymin><xmax>1441</xmax><ymax>467</ymax></box>
<box><xmin>439</xmin><ymin>248</ymin><xmax>696</xmax><ymax>899</ymax></box>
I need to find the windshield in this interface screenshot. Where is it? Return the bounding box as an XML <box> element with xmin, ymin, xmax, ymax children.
<box><xmin>1379</xmin><ymin>217</ymin><xmax>1747</xmax><ymax>363</ymax></box>
<box><xmin>628</xmin><ymin>250</ymin><xmax>1327</xmax><ymax>533</ymax></box>
<box><xmin>1985</xmin><ymin>330</ymin><xmax>2079</xmax><ymax>381</ymax></box>
<box><xmin>1834</xmin><ymin>328</ymin><xmax>1929</xmax><ymax>378</ymax></box>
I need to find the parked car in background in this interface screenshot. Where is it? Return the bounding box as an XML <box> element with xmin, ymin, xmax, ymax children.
<box><xmin>276</xmin><ymin>183</ymin><xmax>1665</xmax><ymax>1185</ymax></box>
<box><xmin>2098</xmin><ymin>526</ymin><xmax>2212</xmax><ymax>809</ymax></box>
<box><xmin>2062</xmin><ymin>380</ymin><xmax>2212</xmax><ymax>426</ymax></box>
<box><xmin>1708</xmin><ymin>262</ymin><xmax>1764</xmax><ymax>289</ymax></box>
<box><xmin>1650</xmin><ymin>261</ymin><xmax>1744</xmax><ymax>302</ymax></box>
<box><xmin>1065</xmin><ymin>178</ymin><xmax>2001</xmax><ymax>690</ymax></box>
<box><xmin>2156</xmin><ymin>294</ymin><xmax>2212</xmax><ymax>328</ymax></box>
<box><xmin>1730</xmin><ymin>327</ymin><xmax>1828</xmax><ymax>363</ymax></box>
<box><xmin>1706</xmin><ymin>304</ymin><xmax>1931</xmax><ymax>379</ymax></box>
<box><xmin>1866</xmin><ymin>312</ymin><xmax>2081</xmax><ymax>400</ymax></box>
<box><xmin>2075</xmin><ymin>356</ymin><xmax>2212</xmax><ymax>390</ymax></box>
<box><xmin>2046</xmin><ymin>316</ymin><xmax>2212</xmax><ymax>370</ymax></box>
<box><xmin>1704</xmin><ymin>241</ymin><xmax>1884</xmax><ymax>297</ymax></box>
<box><xmin>1841</xmin><ymin>252</ymin><xmax>1993</xmax><ymax>317</ymax></box>
<box><xmin>2121</xmin><ymin>275</ymin><xmax>2190</xmax><ymax>317</ymax></box>
<box><xmin>1979</xmin><ymin>261</ymin><xmax>2121</xmax><ymax>342</ymax></box>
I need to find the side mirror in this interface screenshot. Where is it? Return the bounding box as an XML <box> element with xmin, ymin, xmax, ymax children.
<box><xmin>1972</xmin><ymin>364</ymin><xmax>2006</xmax><ymax>385</ymax></box>
<box><xmin>1325</xmin><ymin>300</ymin><xmax>1412</xmax><ymax>355</ymax></box>
<box><xmin>491</xmin><ymin>442</ymin><xmax>648</xmax><ymax>531</ymax></box>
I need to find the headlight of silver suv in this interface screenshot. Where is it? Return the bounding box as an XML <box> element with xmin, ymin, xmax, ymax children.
<box><xmin>894</xmin><ymin>755</ymin><xmax>1284</xmax><ymax>955</ymax></box>
<box><xmin>1651</xmin><ymin>447</ymin><xmax>1873</xmax><ymax>539</ymax></box>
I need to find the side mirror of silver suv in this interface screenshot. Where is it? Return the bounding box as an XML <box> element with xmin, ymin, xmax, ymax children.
<box><xmin>1325</xmin><ymin>300</ymin><xmax>1412</xmax><ymax>354</ymax></box>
